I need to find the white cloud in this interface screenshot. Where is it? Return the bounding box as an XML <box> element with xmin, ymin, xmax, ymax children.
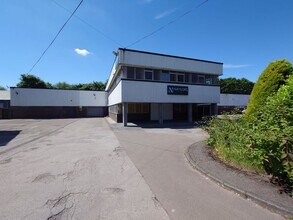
<box><xmin>223</xmin><ymin>64</ymin><xmax>252</xmax><ymax>69</ymax></box>
<box><xmin>154</xmin><ymin>8</ymin><xmax>177</xmax><ymax>20</ymax></box>
<box><xmin>74</xmin><ymin>48</ymin><xmax>91</xmax><ymax>56</ymax></box>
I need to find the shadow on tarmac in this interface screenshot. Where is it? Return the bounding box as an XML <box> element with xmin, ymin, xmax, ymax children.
<box><xmin>0</xmin><ymin>131</ymin><xmax>21</xmax><ymax>147</ymax></box>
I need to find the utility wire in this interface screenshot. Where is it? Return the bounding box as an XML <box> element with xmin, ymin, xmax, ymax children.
<box><xmin>51</xmin><ymin>0</ymin><xmax>124</xmax><ymax>47</ymax></box>
<box><xmin>125</xmin><ymin>0</ymin><xmax>208</xmax><ymax>48</ymax></box>
<box><xmin>27</xmin><ymin>0</ymin><xmax>84</xmax><ymax>73</ymax></box>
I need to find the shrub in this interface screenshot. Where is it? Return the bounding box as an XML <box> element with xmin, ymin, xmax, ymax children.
<box><xmin>206</xmin><ymin>115</ymin><xmax>266</xmax><ymax>173</ymax></box>
<box><xmin>245</xmin><ymin>60</ymin><xmax>293</xmax><ymax>118</ymax></box>
<box><xmin>205</xmin><ymin>74</ymin><xmax>293</xmax><ymax>188</ymax></box>
<box><xmin>256</xmin><ymin>74</ymin><xmax>293</xmax><ymax>184</ymax></box>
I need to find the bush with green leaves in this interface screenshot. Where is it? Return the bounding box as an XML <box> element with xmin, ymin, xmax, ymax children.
<box><xmin>206</xmin><ymin>74</ymin><xmax>293</xmax><ymax>188</ymax></box>
<box><xmin>245</xmin><ymin>59</ymin><xmax>293</xmax><ymax>118</ymax></box>
<box><xmin>256</xmin><ymin>74</ymin><xmax>293</xmax><ymax>183</ymax></box>
<box><xmin>206</xmin><ymin>115</ymin><xmax>266</xmax><ymax>172</ymax></box>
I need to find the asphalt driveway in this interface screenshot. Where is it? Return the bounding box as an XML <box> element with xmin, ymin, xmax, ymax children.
<box><xmin>112</xmin><ymin>122</ymin><xmax>284</xmax><ymax>220</ymax></box>
<box><xmin>0</xmin><ymin>118</ymin><xmax>169</xmax><ymax>220</ymax></box>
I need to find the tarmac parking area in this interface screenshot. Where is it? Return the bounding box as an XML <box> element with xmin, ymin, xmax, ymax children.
<box><xmin>0</xmin><ymin>118</ymin><xmax>169</xmax><ymax>220</ymax></box>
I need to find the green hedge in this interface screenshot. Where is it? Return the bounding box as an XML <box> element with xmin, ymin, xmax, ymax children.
<box><xmin>245</xmin><ymin>59</ymin><xmax>293</xmax><ymax>117</ymax></box>
<box><xmin>206</xmin><ymin>73</ymin><xmax>293</xmax><ymax>189</ymax></box>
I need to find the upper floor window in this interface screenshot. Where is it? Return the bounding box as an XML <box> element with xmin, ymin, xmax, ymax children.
<box><xmin>192</xmin><ymin>74</ymin><xmax>198</xmax><ymax>83</ymax></box>
<box><xmin>177</xmin><ymin>73</ymin><xmax>185</xmax><ymax>82</ymax></box>
<box><xmin>205</xmin><ymin>76</ymin><xmax>212</xmax><ymax>85</ymax></box>
<box><xmin>145</xmin><ymin>69</ymin><xmax>153</xmax><ymax>80</ymax></box>
<box><xmin>170</xmin><ymin>72</ymin><xmax>176</xmax><ymax>82</ymax></box>
<box><xmin>161</xmin><ymin>71</ymin><xmax>169</xmax><ymax>81</ymax></box>
<box><xmin>198</xmin><ymin>75</ymin><xmax>205</xmax><ymax>84</ymax></box>
<box><xmin>127</xmin><ymin>67</ymin><xmax>135</xmax><ymax>79</ymax></box>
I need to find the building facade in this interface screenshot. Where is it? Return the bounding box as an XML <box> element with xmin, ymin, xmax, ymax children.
<box><xmin>218</xmin><ymin>94</ymin><xmax>250</xmax><ymax>114</ymax></box>
<box><xmin>106</xmin><ymin>48</ymin><xmax>223</xmax><ymax>126</ymax></box>
<box><xmin>10</xmin><ymin>88</ymin><xmax>108</xmax><ymax>119</ymax></box>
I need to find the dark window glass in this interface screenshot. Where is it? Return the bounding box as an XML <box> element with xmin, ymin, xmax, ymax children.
<box><xmin>128</xmin><ymin>104</ymin><xmax>135</xmax><ymax>113</ymax></box>
<box><xmin>154</xmin><ymin>70</ymin><xmax>160</xmax><ymax>80</ymax></box>
<box><xmin>192</xmin><ymin>74</ymin><xmax>198</xmax><ymax>83</ymax></box>
<box><xmin>198</xmin><ymin>75</ymin><xmax>205</xmax><ymax>84</ymax></box>
<box><xmin>185</xmin><ymin>73</ymin><xmax>189</xmax><ymax>82</ymax></box>
<box><xmin>170</xmin><ymin>73</ymin><xmax>176</xmax><ymax>82</ymax></box>
<box><xmin>136</xmin><ymin>68</ymin><xmax>144</xmax><ymax>79</ymax></box>
<box><xmin>206</xmin><ymin>76</ymin><xmax>212</xmax><ymax>85</ymax></box>
<box><xmin>127</xmin><ymin>67</ymin><xmax>135</xmax><ymax>79</ymax></box>
<box><xmin>136</xmin><ymin>104</ymin><xmax>142</xmax><ymax>113</ymax></box>
<box><xmin>145</xmin><ymin>70</ymin><xmax>153</xmax><ymax>80</ymax></box>
<box><xmin>212</xmin><ymin>76</ymin><xmax>219</xmax><ymax>84</ymax></box>
<box><xmin>161</xmin><ymin>71</ymin><xmax>169</xmax><ymax>81</ymax></box>
<box><xmin>177</xmin><ymin>74</ymin><xmax>184</xmax><ymax>82</ymax></box>
<box><xmin>142</xmin><ymin>104</ymin><xmax>149</xmax><ymax>113</ymax></box>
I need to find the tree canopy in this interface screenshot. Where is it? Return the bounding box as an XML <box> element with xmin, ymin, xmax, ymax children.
<box><xmin>245</xmin><ymin>59</ymin><xmax>293</xmax><ymax>117</ymax></box>
<box><xmin>17</xmin><ymin>74</ymin><xmax>48</xmax><ymax>89</ymax></box>
<box><xmin>220</xmin><ymin>77</ymin><xmax>254</xmax><ymax>94</ymax></box>
<box><xmin>0</xmin><ymin>86</ymin><xmax>6</xmax><ymax>90</ymax></box>
<box><xmin>16</xmin><ymin>74</ymin><xmax>106</xmax><ymax>91</ymax></box>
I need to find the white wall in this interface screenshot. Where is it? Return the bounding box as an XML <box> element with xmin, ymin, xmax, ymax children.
<box><xmin>219</xmin><ymin>94</ymin><xmax>250</xmax><ymax>107</ymax></box>
<box><xmin>10</xmin><ymin>88</ymin><xmax>108</xmax><ymax>107</ymax></box>
<box><xmin>119</xmin><ymin>49</ymin><xmax>223</xmax><ymax>75</ymax></box>
<box><xmin>151</xmin><ymin>103</ymin><xmax>173</xmax><ymax>120</ymax></box>
<box><xmin>108</xmin><ymin>82</ymin><xmax>122</xmax><ymax>106</ymax></box>
<box><xmin>0</xmin><ymin>91</ymin><xmax>10</xmax><ymax>100</ymax></box>
<box><xmin>121</xmin><ymin>80</ymin><xmax>220</xmax><ymax>104</ymax></box>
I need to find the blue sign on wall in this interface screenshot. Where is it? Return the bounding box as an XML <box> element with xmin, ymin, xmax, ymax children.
<box><xmin>167</xmin><ymin>85</ymin><xmax>188</xmax><ymax>95</ymax></box>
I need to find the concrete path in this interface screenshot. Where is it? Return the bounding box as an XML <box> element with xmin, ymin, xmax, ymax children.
<box><xmin>112</xmin><ymin>123</ymin><xmax>284</xmax><ymax>220</ymax></box>
<box><xmin>0</xmin><ymin>119</ymin><xmax>169</xmax><ymax>220</ymax></box>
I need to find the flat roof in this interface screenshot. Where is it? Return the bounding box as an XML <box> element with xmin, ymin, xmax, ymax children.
<box><xmin>10</xmin><ymin>87</ymin><xmax>106</xmax><ymax>92</ymax></box>
<box><xmin>118</xmin><ymin>48</ymin><xmax>223</xmax><ymax>65</ymax></box>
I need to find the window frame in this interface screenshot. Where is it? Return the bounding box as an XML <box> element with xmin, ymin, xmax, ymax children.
<box><xmin>177</xmin><ymin>73</ymin><xmax>185</xmax><ymax>83</ymax></box>
<box><xmin>144</xmin><ymin>69</ymin><xmax>154</xmax><ymax>80</ymax></box>
<box><xmin>198</xmin><ymin>75</ymin><xmax>205</xmax><ymax>84</ymax></box>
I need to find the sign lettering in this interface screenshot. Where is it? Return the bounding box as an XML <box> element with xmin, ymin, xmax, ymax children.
<box><xmin>167</xmin><ymin>85</ymin><xmax>188</xmax><ymax>95</ymax></box>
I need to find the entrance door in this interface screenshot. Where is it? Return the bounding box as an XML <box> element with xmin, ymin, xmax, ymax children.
<box><xmin>173</xmin><ymin>104</ymin><xmax>187</xmax><ymax>121</ymax></box>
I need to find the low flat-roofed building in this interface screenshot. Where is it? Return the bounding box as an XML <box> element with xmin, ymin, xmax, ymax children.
<box><xmin>10</xmin><ymin>88</ymin><xmax>108</xmax><ymax>119</ymax></box>
<box><xmin>106</xmin><ymin>48</ymin><xmax>223</xmax><ymax>126</ymax></box>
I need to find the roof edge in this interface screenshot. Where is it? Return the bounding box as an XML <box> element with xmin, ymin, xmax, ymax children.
<box><xmin>119</xmin><ymin>48</ymin><xmax>223</xmax><ymax>65</ymax></box>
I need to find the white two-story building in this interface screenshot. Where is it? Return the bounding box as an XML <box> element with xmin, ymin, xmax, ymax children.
<box><xmin>106</xmin><ymin>48</ymin><xmax>223</xmax><ymax>126</ymax></box>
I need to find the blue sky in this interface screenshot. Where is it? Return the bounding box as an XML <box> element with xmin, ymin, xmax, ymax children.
<box><xmin>1</xmin><ymin>0</ymin><xmax>292</xmax><ymax>88</ymax></box>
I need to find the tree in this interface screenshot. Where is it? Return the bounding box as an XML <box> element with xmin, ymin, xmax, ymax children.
<box><xmin>245</xmin><ymin>59</ymin><xmax>293</xmax><ymax>117</ymax></box>
<box><xmin>80</xmin><ymin>81</ymin><xmax>106</xmax><ymax>91</ymax></box>
<box><xmin>54</xmin><ymin>82</ymin><xmax>73</xmax><ymax>89</ymax></box>
<box><xmin>220</xmin><ymin>77</ymin><xmax>254</xmax><ymax>94</ymax></box>
<box><xmin>17</xmin><ymin>74</ymin><xmax>48</xmax><ymax>88</ymax></box>
<box><xmin>0</xmin><ymin>86</ymin><xmax>6</xmax><ymax>90</ymax></box>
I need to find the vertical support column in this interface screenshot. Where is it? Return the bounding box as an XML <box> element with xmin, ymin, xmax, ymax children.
<box><xmin>158</xmin><ymin>103</ymin><xmax>163</xmax><ymax>124</ymax></box>
<box><xmin>211</xmin><ymin>103</ymin><xmax>218</xmax><ymax>116</ymax></box>
<box><xmin>188</xmin><ymin>103</ymin><xmax>193</xmax><ymax>123</ymax></box>
<box><xmin>122</xmin><ymin>102</ymin><xmax>128</xmax><ymax>127</ymax></box>
<box><xmin>194</xmin><ymin>104</ymin><xmax>198</xmax><ymax>121</ymax></box>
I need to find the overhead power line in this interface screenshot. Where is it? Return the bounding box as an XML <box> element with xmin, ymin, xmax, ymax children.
<box><xmin>27</xmin><ymin>0</ymin><xmax>84</xmax><ymax>73</ymax></box>
<box><xmin>125</xmin><ymin>0</ymin><xmax>209</xmax><ymax>48</ymax></box>
<box><xmin>51</xmin><ymin>0</ymin><xmax>124</xmax><ymax>47</ymax></box>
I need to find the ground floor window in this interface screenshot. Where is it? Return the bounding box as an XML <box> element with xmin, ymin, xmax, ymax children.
<box><xmin>109</xmin><ymin>104</ymin><xmax>121</xmax><ymax>114</ymax></box>
<box><xmin>128</xmin><ymin>103</ymin><xmax>150</xmax><ymax>114</ymax></box>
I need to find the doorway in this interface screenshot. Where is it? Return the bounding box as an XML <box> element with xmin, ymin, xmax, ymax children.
<box><xmin>173</xmin><ymin>104</ymin><xmax>188</xmax><ymax>121</ymax></box>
